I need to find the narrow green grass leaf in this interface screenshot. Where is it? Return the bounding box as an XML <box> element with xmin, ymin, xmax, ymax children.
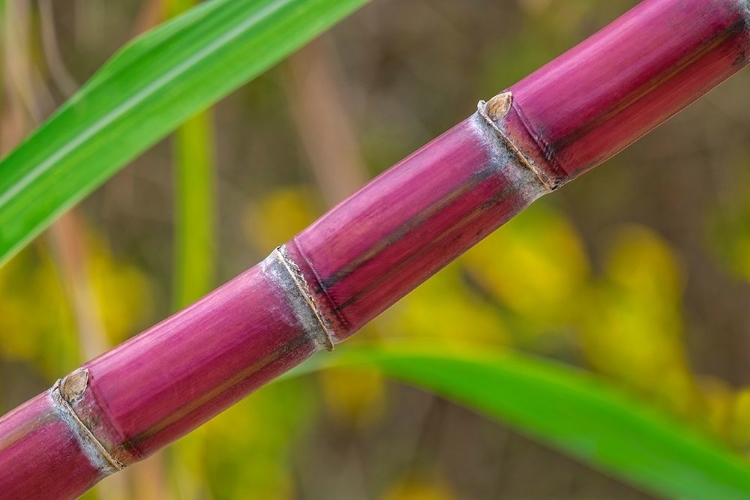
<box><xmin>169</xmin><ymin>0</ymin><xmax>216</xmax><ymax>309</ymax></box>
<box><xmin>172</xmin><ymin>100</ymin><xmax>215</xmax><ymax>309</ymax></box>
<box><xmin>0</xmin><ymin>0</ymin><xmax>369</xmax><ymax>266</ymax></box>
<box><xmin>291</xmin><ymin>344</ymin><xmax>750</xmax><ymax>500</ymax></box>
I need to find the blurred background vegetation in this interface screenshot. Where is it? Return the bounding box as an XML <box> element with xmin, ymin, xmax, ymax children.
<box><xmin>0</xmin><ymin>0</ymin><xmax>749</xmax><ymax>498</ymax></box>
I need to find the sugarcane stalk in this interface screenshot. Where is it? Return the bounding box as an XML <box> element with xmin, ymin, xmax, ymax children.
<box><xmin>1</xmin><ymin>0</ymin><xmax>748</xmax><ymax>498</ymax></box>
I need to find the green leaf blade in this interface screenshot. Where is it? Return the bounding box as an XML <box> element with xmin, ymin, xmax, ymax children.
<box><xmin>296</xmin><ymin>345</ymin><xmax>750</xmax><ymax>499</ymax></box>
<box><xmin>0</xmin><ymin>0</ymin><xmax>369</xmax><ymax>266</ymax></box>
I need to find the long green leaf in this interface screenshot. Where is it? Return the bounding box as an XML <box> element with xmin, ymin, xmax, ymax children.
<box><xmin>0</xmin><ymin>0</ymin><xmax>368</xmax><ymax>266</ymax></box>
<box><xmin>291</xmin><ymin>344</ymin><xmax>750</xmax><ymax>499</ymax></box>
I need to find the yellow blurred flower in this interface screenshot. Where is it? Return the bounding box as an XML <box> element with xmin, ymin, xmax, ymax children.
<box><xmin>381</xmin><ymin>261</ymin><xmax>508</xmax><ymax>348</ymax></box>
<box><xmin>579</xmin><ymin>225</ymin><xmax>698</xmax><ymax>416</ymax></box>
<box><xmin>319</xmin><ymin>367</ymin><xmax>386</xmax><ymax>428</ymax></box>
<box><xmin>729</xmin><ymin>388</ymin><xmax>750</xmax><ymax>451</ymax></box>
<box><xmin>461</xmin><ymin>202</ymin><xmax>588</xmax><ymax>334</ymax></box>
<box><xmin>244</xmin><ymin>186</ymin><xmax>321</xmax><ymax>254</ymax></box>
<box><xmin>0</xmin><ymin>245</ymin><xmax>79</xmax><ymax>377</ymax></box>
<box><xmin>87</xmin><ymin>234</ymin><xmax>154</xmax><ymax>345</ymax></box>
<box><xmin>381</xmin><ymin>477</ymin><xmax>456</xmax><ymax>500</ymax></box>
<box><xmin>697</xmin><ymin>376</ymin><xmax>735</xmax><ymax>439</ymax></box>
<box><xmin>0</xmin><ymin>222</ymin><xmax>153</xmax><ymax>378</ymax></box>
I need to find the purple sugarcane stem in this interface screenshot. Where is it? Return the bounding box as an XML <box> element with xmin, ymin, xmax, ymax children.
<box><xmin>286</xmin><ymin>116</ymin><xmax>545</xmax><ymax>337</ymax></box>
<box><xmin>1</xmin><ymin>0</ymin><xmax>748</xmax><ymax>498</ymax></box>
<box><xmin>504</xmin><ymin>0</ymin><xmax>750</xmax><ymax>183</ymax></box>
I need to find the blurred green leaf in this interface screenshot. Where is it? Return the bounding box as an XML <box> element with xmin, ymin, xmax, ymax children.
<box><xmin>0</xmin><ymin>0</ymin><xmax>369</xmax><ymax>267</ymax></box>
<box><xmin>168</xmin><ymin>0</ymin><xmax>217</xmax><ymax>309</ymax></box>
<box><xmin>290</xmin><ymin>344</ymin><xmax>750</xmax><ymax>500</ymax></box>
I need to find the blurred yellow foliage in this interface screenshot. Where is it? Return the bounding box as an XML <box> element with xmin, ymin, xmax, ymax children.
<box><xmin>381</xmin><ymin>262</ymin><xmax>508</xmax><ymax>347</ymax></box>
<box><xmin>0</xmin><ymin>245</ymin><xmax>78</xmax><ymax>378</ymax></box>
<box><xmin>699</xmin><ymin>377</ymin><xmax>735</xmax><ymax>439</ymax></box>
<box><xmin>245</xmin><ymin>186</ymin><xmax>321</xmax><ymax>255</ymax></box>
<box><xmin>729</xmin><ymin>389</ymin><xmax>750</xmax><ymax>450</ymax></box>
<box><xmin>0</xmin><ymin>223</ymin><xmax>152</xmax><ymax>379</ymax></box>
<box><xmin>579</xmin><ymin>226</ymin><xmax>698</xmax><ymax>416</ymax></box>
<box><xmin>731</xmin><ymin>236</ymin><xmax>750</xmax><ymax>280</ymax></box>
<box><xmin>462</xmin><ymin>203</ymin><xmax>588</xmax><ymax>334</ymax></box>
<box><xmin>171</xmin><ymin>381</ymin><xmax>315</xmax><ymax>500</ymax></box>
<box><xmin>605</xmin><ymin>226</ymin><xmax>683</xmax><ymax>300</ymax></box>
<box><xmin>87</xmin><ymin>234</ymin><xmax>154</xmax><ymax>346</ymax></box>
<box><xmin>319</xmin><ymin>367</ymin><xmax>386</xmax><ymax>428</ymax></box>
<box><xmin>381</xmin><ymin>477</ymin><xmax>456</xmax><ymax>500</ymax></box>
